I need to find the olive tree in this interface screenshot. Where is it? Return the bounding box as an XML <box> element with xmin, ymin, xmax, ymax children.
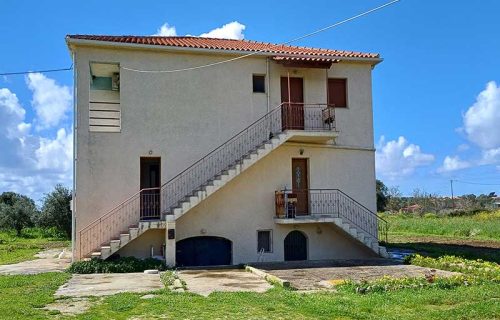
<box><xmin>38</xmin><ymin>185</ymin><xmax>72</xmax><ymax>238</ymax></box>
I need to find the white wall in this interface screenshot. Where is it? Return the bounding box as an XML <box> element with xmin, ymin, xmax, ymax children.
<box><xmin>73</xmin><ymin>45</ymin><xmax>377</xmax><ymax>258</ymax></box>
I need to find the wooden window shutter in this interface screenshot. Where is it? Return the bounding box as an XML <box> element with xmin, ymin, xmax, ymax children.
<box><xmin>328</xmin><ymin>78</ymin><xmax>347</xmax><ymax>108</ymax></box>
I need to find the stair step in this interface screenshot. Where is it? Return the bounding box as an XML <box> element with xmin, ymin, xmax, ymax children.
<box><xmin>91</xmin><ymin>252</ymin><xmax>102</xmax><ymax>258</ymax></box>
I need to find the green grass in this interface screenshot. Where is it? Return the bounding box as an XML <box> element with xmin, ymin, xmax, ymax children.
<box><xmin>0</xmin><ymin>229</ymin><xmax>69</xmax><ymax>265</ymax></box>
<box><xmin>71</xmin><ymin>284</ymin><xmax>500</xmax><ymax>320</ymax></box>
<box><xmin>0</xmin><ymin>272</ymin><xmax>70</xmax><ymax>320</ymax></box>
<box><xmin>384</xmin><ymin>211</ymin><xmax>500</xmax><ymax>241</ymax></box>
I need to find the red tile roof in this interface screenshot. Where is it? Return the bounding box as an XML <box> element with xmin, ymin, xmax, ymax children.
<box><xmin>66</xmin><ymin>35</ymin><xmax>380</xmax><ymax>60</ymax></box>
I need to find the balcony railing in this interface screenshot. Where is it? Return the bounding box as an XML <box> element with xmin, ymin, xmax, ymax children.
<box><xmin>275</xmin><ymin>189</ymin><xmax>388</xmax><ymax>242</ymax></box>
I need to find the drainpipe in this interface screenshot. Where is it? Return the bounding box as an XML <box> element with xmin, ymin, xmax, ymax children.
<box><xmin>266</xmin><ymin>57</ymin><xmax>270</xmax><ymax>112</ymax></box>
<box><xmin>71</xmin><ymin>51</ymin><xmax>77</xmax><ymax>262</ymax></box>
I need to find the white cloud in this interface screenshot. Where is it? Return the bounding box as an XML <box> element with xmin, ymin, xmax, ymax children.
<box><xmin>199</xmin><ymin>21</ymin><xmax>246</xmax><ymax>40</ymax></box>
<box><xmin>438</xmin><ymin>156</ymin><xmax>471</xmax><ymax>173</ymax></box>
<box><xmin>480</xmin><ymin>147</ymin><xmax>500</xmax><ymax>165</ymax></box>
<box><xmin>376</xmin><ymin>136</ymin><xmax>435</xmax><ymax>179</ymax></box>
<box><xmin>26</xmin><ymin>73</ymin><xmax>72</xmax><ymax>130</ymax></box>
<box><xmin>0</xmin><ymin>75</ymin><xmax>73</xmax><ymax>201</ymax></box>
<box><xmin>153</xmin><ymin>23</ymin><xmax>177</xmax><ymax>36</ymax></box>
<box><xmin>153</xmin><ymin>21</ymin><xmax>246</xmax><ymax>40</ymax></box>
<box><xmin>463</xmin><ymin>81</ymin><xmax>500</xmax><ymax>150</ymax></box>
<box><xmin>35</xmin><ymin>128</ymin><xmax>73</xmax><ymax>171</ymax></box>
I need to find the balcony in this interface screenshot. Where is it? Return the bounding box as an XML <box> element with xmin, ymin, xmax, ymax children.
<box><xmin>274</xmin><ymin>189</ymin><xmax>387</xmax><ymax>242</ymax></box>
<box><xmin>281</xmin><ymin>103</ymin><xmax>338</xmax><ymax>143</ymax></box>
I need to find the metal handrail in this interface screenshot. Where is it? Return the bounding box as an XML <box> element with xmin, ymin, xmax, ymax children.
<box><xmin>78</xmin><ymin>187</ymin><xmax>160</xmax><ymax>259</ymax></box>
<box><xmin>275</xmin><ymin>188</ymin><xmax>388</xmax><ymax>242</ymax></box>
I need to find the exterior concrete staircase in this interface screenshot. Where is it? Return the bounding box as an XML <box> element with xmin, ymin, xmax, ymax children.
<box><xmin>330</xmin><ymin>217</ymin><xmax>389</xmax><ymax>258</ymax></box>
<box><xmin>90</xmin><ymin>220</ymin><xmax>166</xmax><ymax>260</ymax></box>
<box><xmin>166</xmin><ymin>132</ymin><xmax>290</xmax><ymax>221</ymax></box>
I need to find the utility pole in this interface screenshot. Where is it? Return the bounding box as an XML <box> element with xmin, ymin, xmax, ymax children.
<box><xmin>450</xmin><ymin>179</ymin><xmax>454</xmax><ymax>209</ymax></box>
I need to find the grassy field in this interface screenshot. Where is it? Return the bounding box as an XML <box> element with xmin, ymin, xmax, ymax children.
<box><xmin>0</xmin><ymin>273</ymin><xmax>497</xmax><ymax>320</ymax></box>
<box><xmin>383</xmin><ymin>211</ymin><xmax>500</xmax><ymax>263</ymax></box>
<box><xmin>0</xmin><ymin>272</ymin><xmax>70</xmax><ymax>319</ymax></box>
<box><xmin>383</xmin><ymin>211</ymin><xmax>500</xmax><ymax>241</ymax></box>
<box><xmin>0</xmin><ymin>229</ymin><xmax>69</xmax><ymax>265</ymax></box>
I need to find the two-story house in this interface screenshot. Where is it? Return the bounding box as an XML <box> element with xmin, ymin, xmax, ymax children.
<box><xmin>66</xmin><ymin>35</ymin><xmax>388</xmax><ymax>266</ymax></box>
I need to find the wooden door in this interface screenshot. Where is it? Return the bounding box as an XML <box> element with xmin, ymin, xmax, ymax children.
<box><xmin>292</xmin><ymin>158</ymin><xmax>309</xmax><ymax>215</ymax></box>
<box><xmin>281</xmin><ymin>77</ymin><xmax>304</xmax><ymax>130</ymax></box>
<box><xmin>284</xmin><ymin>231</ymin><xmax>307</xmax><ymax>261</ymax></box>
<box><xmin>140</xmin><ymin>157</ymin><xmax>161</xmax><ymax>219</ymax></box>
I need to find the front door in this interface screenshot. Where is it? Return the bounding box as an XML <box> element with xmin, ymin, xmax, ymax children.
<box><xmin>281</xmin><ymin>77</ymin><xmax>304</xmax><ymax>130</ymax></box>
<box><xmin>140</xmin><ymin>157</ymin><xmax>161</xmax><ymax>219</ymax></box>
<box><xmin>292</xmin><ymin>158</ymin><xmax>309</xmax><ymax>215</ymax></box>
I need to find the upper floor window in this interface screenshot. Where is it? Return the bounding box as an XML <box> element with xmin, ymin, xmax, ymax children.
<box><xmin>252</xmin><ymin>74</ymin><xmax>266</xmax><ymax>93</ymax></box>
<box><xmin>328</xmin><ymin>78</ymin><xmax>347</xmax><ymax>108</ymax></box>
<box><xmin>89</xmin><ymin>62</ymin><xmax>121</xmax><ymax>132</ymax></box>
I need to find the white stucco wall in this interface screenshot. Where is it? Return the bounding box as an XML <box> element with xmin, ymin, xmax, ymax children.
<box><xmin>71</xmin><ymin>44</ymin><xmax>377</xmax><ymax>259</ymax></box>
<box><xmin>175</xmin><ymin>144</ymin><xmax>377</xmax><ymax>264</ymax></box>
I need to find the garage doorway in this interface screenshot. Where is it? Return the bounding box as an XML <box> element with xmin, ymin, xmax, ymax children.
<box><xmin>176</xmin><ymin>236</ymin><xmax>232</xmax><ymax>267</ymax></box>
<box><xmin>284</xmin><ymin>230</ymin><xmax>307</xmax><ymax>261</ymax></box>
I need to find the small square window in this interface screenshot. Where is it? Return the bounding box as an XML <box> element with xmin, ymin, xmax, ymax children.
<box><xmin>253</xmin><ymin>75</ymin><xmax>266</xmax><ymax>93</ymax></box>
<box><xmin>257</xmin><ymin>230</ymin><xmax>272</xmax><ymax>253</ymax></box>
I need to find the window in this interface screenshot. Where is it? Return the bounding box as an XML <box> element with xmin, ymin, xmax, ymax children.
<box><xmin>252</xmin><ymin>75</ymin><xmax>266</xmax><ymax>93</ymax></box>
<box><xmin>257</xmin><ymin>230</ymin><xmax>272</xmax><ymax>253</ymax></box>
<box><xmin>89</xmin><ymin>62</ymin><xmax>121</xmax><ymax>132</ymax></box>
<box><xmin>328</xmin><ymin>78</ymin><xmax>347</xmax><ymax>108</ymax></box>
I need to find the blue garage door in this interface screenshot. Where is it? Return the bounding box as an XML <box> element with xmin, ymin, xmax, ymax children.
<box><xmin>176</xmin><ymin>236</ymin><xmax>232</xmax><ymax>267</ymax></box>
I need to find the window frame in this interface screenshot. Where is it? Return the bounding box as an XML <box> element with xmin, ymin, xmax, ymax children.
<box><xmin>257</xmin><ymin>229</ymin><xmax>273</xmax><ymax>253</ymax></box>
<box><xmin>327</xmin><ymin>78</ymin><xmax>348</xmax><ymax>108</ymax></box>
<box><xmin>252</xmin><ymin>74</ymin><xmax>266</xmax><ymax>93</ymax></box>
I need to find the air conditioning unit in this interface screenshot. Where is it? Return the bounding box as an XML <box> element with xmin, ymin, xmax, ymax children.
<box><xmin>111</xmin><ymin>72</ymin><xmax>120</xmax><ymax>91</ymax></box>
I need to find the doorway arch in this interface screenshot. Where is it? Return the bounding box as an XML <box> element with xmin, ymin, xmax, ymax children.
<box><xmin>284</xmin><ymin>230</ymin><xmax>307</xmax><ymax>261</ymax></box>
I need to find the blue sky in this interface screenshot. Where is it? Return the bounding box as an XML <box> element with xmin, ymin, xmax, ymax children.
<box><xmin>1</xmin><ymin>0</ymin><xmax>499</xmax><ymax>201</ymax></box>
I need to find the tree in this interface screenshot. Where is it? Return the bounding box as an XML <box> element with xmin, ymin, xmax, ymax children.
<box><xmin>376</xmin><ymin>179</ymin><xmax>389</xmax><ymax>212</ymax></box>
<box><xmin>38</xmin><ymin>185</ymin><xmax>72</xmax><ymax>238</ymax></box>
<box><xmin>0</xmin><ymin>192</ymin><xmax>38</xmax><ymax>236</ymax></box>
<box><xmin>386</xmin><ymin>186</ymin><xmax>404</xmax><ymax>212</ymax></box>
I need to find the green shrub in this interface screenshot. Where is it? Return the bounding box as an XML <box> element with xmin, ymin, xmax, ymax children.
<box><xmin>67</xmin><ymin>256</ymin><xmax>168</xmax><ymax>274</ymax></box>
<box><xmin>423</xmin><ymin>213</ymin><xmax>437</xmax><ymax>219</ymax></box>
<box><xmin>337</xmin><ymin>275</ymin><xmax>483</xmax><ymax>294</ymax></box>
<box><xmin>405</xmin><ymin>254</ymin><xmax>500</xmax><ymax>281</ymax></box>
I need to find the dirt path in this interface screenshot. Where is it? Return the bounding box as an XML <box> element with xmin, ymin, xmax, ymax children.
<box><xmin>0</xmin><ymin>248</ymin><xmax>71</xmax><ymax>275</ymax></box>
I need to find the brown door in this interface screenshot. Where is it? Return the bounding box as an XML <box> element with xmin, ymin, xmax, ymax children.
<box><xmin>281</xmin><ymin>77</ymin><xmax>304</xmax><ymax>130</ymax></box>
<box><xmin>292</xmin><ymin>158</ymin><xmax>309</xmax><ymax>215</ymax></box>
<box><xmin>140</xmin><ymin>157</ymin><xmax>161</xmax><ymax>219</ymax></box>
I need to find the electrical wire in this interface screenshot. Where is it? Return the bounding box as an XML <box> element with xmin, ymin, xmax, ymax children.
<box><xmin>121</xmin><ymin>0</ymin><xmax>400</xmax><ymax>74</ymax></box>
<box><xmin>0</xmin><ymin>66</ymin><xmax>73</xmax><ymax>76</ymax></box>
<box><xmin>453</xmin><ymin>179</ymin><xmax>500</xmax><ymax>186</ymax></box>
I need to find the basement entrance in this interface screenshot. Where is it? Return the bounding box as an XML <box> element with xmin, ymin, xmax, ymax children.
<box><xmin>176</xmin><ymin>236</ymin><xmax>232</xmax><ymax>267</ymax></box>
<box><xmin>284</xmin><ymin>231</ymin><xmax>308</xmax><ymax>261</ymax></box>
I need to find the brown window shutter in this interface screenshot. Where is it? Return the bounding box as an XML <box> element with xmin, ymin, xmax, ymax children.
<box><xmin>328</xmin><ymin>78</ymin><xmax>347</xmax><ymax>108</ymax></box>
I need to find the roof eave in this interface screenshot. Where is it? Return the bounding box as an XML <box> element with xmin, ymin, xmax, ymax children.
<box><xmin>65</xmin><ymin>37</ymin><xmax>382</xmax><ymax>65</ymax></box>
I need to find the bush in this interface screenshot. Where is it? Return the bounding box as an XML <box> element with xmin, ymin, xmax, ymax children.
<box><xmin>337</xmin><ymin>275</ymin><xmax>483</xmax><ymax>294</ymax></box>
<box><xmin>67</xmin><ymin>256</ymin><xmax>168</xmax><ymax>274</ymax></box>
<box><xmin>404</xmin><ymin>254</ymin><xmax>500</xmax><ymax>281</ymax></box>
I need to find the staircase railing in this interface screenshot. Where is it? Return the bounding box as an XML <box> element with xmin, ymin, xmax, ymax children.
<box><xmin>78</xmin><ymin>187</ymin><xmax>160</xmax><ymax>259</ymax></box>
<box><xmin>275</xmin><ymin>189</ymin><xmax>388</xmax><ymax>242</ymax></box>
<box><xmin>160</xmin><ymin>103</ymin><xmax>336</xmax><ymax>213</ymax></box>
<box><xmin>77</xmin><ymin>103</ymin><xmax>335</xmax><ymax>259</ymax></box>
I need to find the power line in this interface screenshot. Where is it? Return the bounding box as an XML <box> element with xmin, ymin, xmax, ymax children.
<box><xmin>453</xmin><ymin>179</ymin><xmax>500</xmax><ymax>186</ymax></box>
<box><xmin>122</xmin><ymin>0</ymin><xmax>400</xmax><ymax>74</ymax></box>
<box><xmin>0</xmin><ymin>66</ymin><xmax>73</xmax><ymax>76</ymax></box>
